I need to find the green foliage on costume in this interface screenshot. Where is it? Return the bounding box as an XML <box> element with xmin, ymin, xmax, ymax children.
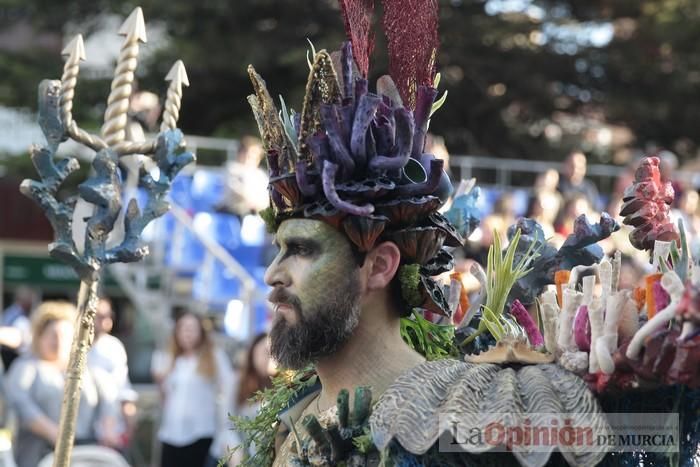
<box><xmin>259</xmin><ymin>206</ymin><xmax>279</xmax><ymax>234</ymax></box>
<box><xmin>227</xmin><ymin>366</ymin><xmax>317</xmax><ymax>467</ymax></box>
<box><xmin>398</xmin><ymin>263</ymin><xmax>422</xmax><ymax>307</ymax></box>
<box><xmin>464</xmin><ymin>228</ymin><xmax>539</xmax><ymax>345</ymax></box>
<box><xmin>400</xmin><ymin>310</ymin><xmax>458</xmax><ymax>360</ymax></box>
<box><xmin>352</xmin><ymin>426</ymin><xmax>374</xmax><ymax>454</ymax></box>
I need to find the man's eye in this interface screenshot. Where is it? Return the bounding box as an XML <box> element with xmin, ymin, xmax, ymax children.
<box><xmin>290</xmin><ymin>245</ymin><xmax>312</xmax><ymax>256</ymax></box>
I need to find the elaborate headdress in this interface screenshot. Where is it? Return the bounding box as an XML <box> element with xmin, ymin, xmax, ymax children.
<box><xmin>248</xmin><ymin>0</ymin><xmax>464</xmax><ymax>317</ymax></box>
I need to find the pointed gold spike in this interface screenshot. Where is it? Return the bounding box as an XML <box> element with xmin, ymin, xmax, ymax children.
<box><xmin>297</xmin><ymin>50</ymin><xmax>342</xmax><ymax>161</ymax></box>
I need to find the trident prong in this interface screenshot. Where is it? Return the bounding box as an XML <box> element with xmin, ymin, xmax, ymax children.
<box><xmin>101</xmin><ymin>7</ymin><xmax>148</xmax><ymax>148</ymax></box>
<box><xmin>60</xmin><ymin>34</ymin><xmax>108</xmax><ymax>151</ymax></box>
<box><xmin>161</xmin><ymin>60</ymin><xmax>190</xmax><ymax>132</ymax></box>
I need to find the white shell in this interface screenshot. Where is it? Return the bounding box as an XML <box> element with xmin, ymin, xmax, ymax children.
<box><xmin>370</xmin><ymin>359</ymin><xmax>611</xmax><ymax>467</ymax></box>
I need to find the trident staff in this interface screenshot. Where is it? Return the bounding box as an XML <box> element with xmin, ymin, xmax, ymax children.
<box><xmin>20</xmin><ymin>7</ymin><xmax>195</xmax><ymax>467</ymax></box>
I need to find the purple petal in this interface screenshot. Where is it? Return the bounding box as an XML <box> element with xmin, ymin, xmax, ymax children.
<box><xmin>320</xmin><ymin>105</ymin><xmax>355</xmax><ymax>179</ymax></box>
<box><xmin>395</xmin><ymin>158</ymin><xmax>444</xmax><ymax>197</ymax></box>
<box><xmin>573</xmin><ymin>304</ymin><xmax>591</xmax><ymax>351</ymax></box>
<box><xmin>351</xmin><ymin>94</ymin><xmax>381</xmax><ymax>168</ymax></box>
<box><xmin>372</xmin><ymin>115</ymin><xmax>395</xmax><ymax>156</ymax></box>
<box><xmin>339</xmin><ymin>103</ymin><xmax>354</xmax><ymax>147</ymax></box>
<box><xmin>295</xmin><ymin>161</ymin><xmax>317</xmax><ymax>197</ymax></box>
<box><xmin>322</xmin><ymin>160</ymin><xmax>374</xmax><ymax>216</ymax></box>
<box><xmin>369</xmin><ymin>107</ymin><xmax>414</xmax><ymax>172</ymax></box>
<box><xmin>412</xmin><ymin>86</ymin><xmax>438</xmax><ymax>157</ymax></box>
<box><xmin>306</xmin><ymin>132</ymin><xmax>330</xmax><ymax>173</ymax></box>
<box><xmin>511</xmin><ymin>299</ymin><xmax>545</xmax><ymax>348</ymax></box>
<box><xmin>355</xmin><ymin>78</ymin><xmax>368</xmax><ymax>102</ymax></box>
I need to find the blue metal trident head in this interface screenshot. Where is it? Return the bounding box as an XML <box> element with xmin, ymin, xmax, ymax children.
<box><xmin>20</xmin><ymin>8</ymin><xmax>195</xmax><ymax>283</ymax></box>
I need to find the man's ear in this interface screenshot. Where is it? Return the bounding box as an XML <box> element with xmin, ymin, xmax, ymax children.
<box><xmin>364</xmin><ymin>241</ymin><xmax>401</xmax><ymax>291</ymax></box>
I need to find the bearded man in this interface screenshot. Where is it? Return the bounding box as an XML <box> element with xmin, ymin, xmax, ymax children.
<box><xmin>265</xmin><ymin>217</ymin><xmax>427</xmax><ymax>464</ymax></box>
<box><xmin>245</xmin><ymin>1</ymin><xmax>610</xmax><ymax>464</ymax></box>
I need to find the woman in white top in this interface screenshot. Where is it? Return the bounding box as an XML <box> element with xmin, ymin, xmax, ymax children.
<box><xmin>152</xmin><ymin>311</ymin><xmax>234</xmax><ymax>467</ymax></box>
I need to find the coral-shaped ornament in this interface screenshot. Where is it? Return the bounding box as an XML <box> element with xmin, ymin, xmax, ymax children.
<box><xmin>620</xmin><ymin>156</ymin><xmax>678</xmax><ymax>251</ymax></box>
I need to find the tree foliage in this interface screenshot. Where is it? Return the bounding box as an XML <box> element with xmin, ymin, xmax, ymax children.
<box><xmin>2</xmin><ymin>0</ymin><xmax>700</xmax><ymax>163</ymax></box>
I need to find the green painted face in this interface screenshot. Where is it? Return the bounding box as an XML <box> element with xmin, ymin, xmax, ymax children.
<box><xmin>265</xmin><ymin>218</ymin><xmax>364</xmax><ymax>369</ymax></box>
<box><xmin>266</xmin><ymin>218</ymin><xmax>358</xmax><ymax>322</ymax></box>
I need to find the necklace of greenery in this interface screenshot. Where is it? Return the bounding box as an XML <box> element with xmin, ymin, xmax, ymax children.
<box><xmin>227</xmin><ymin>366</ymin><xmax>317</xmax><ymax>466</ymax></box>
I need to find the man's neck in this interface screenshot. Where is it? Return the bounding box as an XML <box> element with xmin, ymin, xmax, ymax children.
<box><xmin>313</xmin><ymin>314</ymin><xmax>424</xmax><ymax>411</ymax></box>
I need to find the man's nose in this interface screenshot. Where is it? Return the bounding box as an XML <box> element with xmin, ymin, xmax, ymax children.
<box><xmin>264</xmin><ymin>257</ymin><xmax>290</xmax><ymax>288</ymax></box>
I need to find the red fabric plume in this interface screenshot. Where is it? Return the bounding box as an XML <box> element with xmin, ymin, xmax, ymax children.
<box><xmin>338</xmin><ymin>0</ymin><xmax>375</xmax><ymax>78</ymax></box>
<box><xmin>381</xmin><ymin>0</ymin><xmax>439</xmax><ymax>109</ymax></box>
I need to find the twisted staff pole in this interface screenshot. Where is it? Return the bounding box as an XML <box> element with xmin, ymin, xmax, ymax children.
<box><xmin>21</xmin><ymin>7</ymin><xmax>194</xmax><ymax>467</ymax></box>
<box><xmin>53</xmin><ymin>280</ymin><xmax>98</xmax><ymax>467</ymax></box>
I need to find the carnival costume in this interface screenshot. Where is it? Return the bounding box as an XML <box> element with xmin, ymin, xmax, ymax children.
<box><xmin>241</xmin><ymin>1</ymin><xmax>700</xmax><ymax>466</ymax></box>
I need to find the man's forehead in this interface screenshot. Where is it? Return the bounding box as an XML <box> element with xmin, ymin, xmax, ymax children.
<box><xmin>275</xmin><ymin>218</ymin><xmax>340</xmax><ymax>242</ymax></box>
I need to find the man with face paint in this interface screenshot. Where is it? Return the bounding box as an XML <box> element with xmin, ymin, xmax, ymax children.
<box><xmin>248</xmin><ymin>21</ymin><xmax>466</xmax><ymax>459</ymax></box>
<box><xmin>264</xmin><ymin>216</ymin><xmax>428</xmax><ymax>463</ymax></box>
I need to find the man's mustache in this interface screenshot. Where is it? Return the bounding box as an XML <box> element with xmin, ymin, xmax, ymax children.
<box><xmin>268</xmin><ymin>288</ymin><xmax>303</xmax><ymax>314</ymax></box>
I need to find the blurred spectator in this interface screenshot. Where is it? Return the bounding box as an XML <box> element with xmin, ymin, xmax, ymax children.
<box><xmin>3</xmin><ymin>301</ymin><xmax>120</xmax><ymax>467</ymax></box>
<box><xmin>425</xmin><ymin>133</ymin><xmax>451</xmax><ymax>175</ymax></box>
<box><xmin>87</xmin><ymin>298</ymin><xmax>137</xmax><ymax>451</ymax></box>
<box><xmin>534</xmin><ymin>169</ymin><xmax>563</xmax><ymax>216</ymax></box>
<box><xmin>618</xmin><ymin>255</ymin><xmax>647</xmax><ymax>291</ymax></box>
<box><xmin>152</xmin><ymin>310</ymin><xmax>235</xmax><ymax>467</ymax></box>
<box><xmin>218</xmin><ymin>136</ymin><xmax>269</xmax><ymax>217</ymax></box>
<box><xmin>656</xmin><ymin>150</ymin><xmax>685</xmax><ymax>206</ymax></box>
<box><xmin>128</xmin><ymin>91</ymin><xmax>161</xmax><ymax>132</ymax></box>
<box><xmin>227</xmin><ymin>333</ymin><xmax>274</xmax><ymax>465</ymax></box>
<box><xmin>557</xmin><ymin>151</ymin><xmax>600</xmax><ymax>210</ymax></box>
<box><xmin>0</xmin><ymin>286</ymin><xmax>37</xmax><ymax>369</ymax></box>
<box><xmin>554</xmin><ymin>193</ymin><xmax>592</xmax><ymax>238</ymax></box>
<box><xmin>480</xmin><ymin>192</ymin><xmax>518</xmax><ymax>247</ymax></box>
<box><xmin>672</xmin><ymin>188</ymin><xmax>700</xmax><ymax>257</ymax></box>
<box><xmin>525</xmin><ymin>192</ymin><xmax>556</xmax><ymax>239</ymax></box>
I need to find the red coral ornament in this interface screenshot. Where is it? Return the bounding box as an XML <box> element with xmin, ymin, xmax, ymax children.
<box><xmin>619</xmin><ymin>156</ymin><xmax>678</xmax><ymax>251</ymax></box>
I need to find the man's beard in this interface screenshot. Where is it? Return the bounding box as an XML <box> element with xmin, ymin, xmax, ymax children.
<box><xmin>269</xmin><ymin>273</ymin><xmax>361</xmax><ymax>370</ymax></box>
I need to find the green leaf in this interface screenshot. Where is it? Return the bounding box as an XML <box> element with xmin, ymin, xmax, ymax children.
<box><xmin>430</xmin><ymin>90</ymin><xmax>448</xmax><ymax>117</ymax></box>
<box><xmin>278</xmin><ymin>95</ymin><xmax>299</xmax><ymax>156</ymax></box>
<box><xmin>228</xmin><ymin>366</ymin><xmax>317</xmax><ymax>467</ymax></box>
<box><xmin>306</xmin><ymin>37</ymin><xmax>317</xmax><ymax>70</ymax></box>
<box><xmin>479</xmin><ymin>228</ymin><xmax>540</xmax><ymax>342</ymax></box>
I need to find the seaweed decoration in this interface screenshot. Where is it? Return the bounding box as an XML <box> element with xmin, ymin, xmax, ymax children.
<box><xmin>620</xmin><ymin>155</ymin><xmax>679</xmax><ymax>251</ymax></box>
<box><xmin>462</xmin><ymin>229</ymin><xmax>539</xmax><ymax>346</ymax></box>
<box><xmin>338</xmin><ymin>0</ymin><xmax>375</xmax><ymax>78</ymax></box>
<box><xmin>19</xmin><ymin>9</ymin><xmax>194</xmax><ymax>467</ymax></box>
<box><xmin>229</xmin><ymin>366</ymin><xmax>317</xmax><ymax>467</ymax></box>
<box><xmin>381</xmin><ymin>0</ymin><xmax>439</xmax><ymax>110</ymax></box>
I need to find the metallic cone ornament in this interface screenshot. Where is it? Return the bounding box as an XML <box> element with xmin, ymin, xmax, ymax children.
<box><xmin>20</xmin><ymin>7</ymin><xmax>195</xmax><ymax>467</ymax></box>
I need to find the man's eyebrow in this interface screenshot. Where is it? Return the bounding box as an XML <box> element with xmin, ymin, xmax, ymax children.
<box><xmin>280</xmin><ymin>237</ymin><xmax>321</xmax><ymax>250</ymax></box>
